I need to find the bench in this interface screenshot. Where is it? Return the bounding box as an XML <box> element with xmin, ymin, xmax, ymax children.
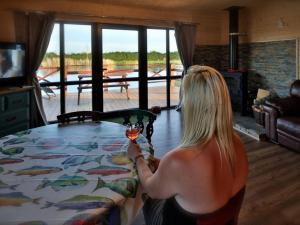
<box><xmin>77</xmin><ymin>70</ymin><xmax>132</xmax><ymax>105</ymax></box>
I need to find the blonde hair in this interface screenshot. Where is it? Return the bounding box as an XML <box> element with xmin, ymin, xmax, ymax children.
<box><xmin>180</xmin><ymin>65</ymin><xmax>236</xmax><ymax>172</ymax></box>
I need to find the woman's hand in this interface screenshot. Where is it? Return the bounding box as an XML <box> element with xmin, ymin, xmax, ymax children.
<box><xmin>127</xmin><ymin>141</ymin><xmax>142</xmax><ymax>161</ymax></box>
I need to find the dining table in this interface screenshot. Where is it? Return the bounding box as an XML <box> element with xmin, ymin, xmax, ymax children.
<box><xmin>0</xmin><ymin>121</ymin><xmax>154</xmax><ymax>225</ymax></box>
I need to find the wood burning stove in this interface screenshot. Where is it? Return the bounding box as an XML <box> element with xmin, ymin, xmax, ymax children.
<box><xmin>222</xmin><ymin>6</ymin><xmax>248</xmax><ymax>116</ymax></box>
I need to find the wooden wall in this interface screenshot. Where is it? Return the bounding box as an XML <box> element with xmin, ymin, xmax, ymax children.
<box><xmin>242</xmin><ymin>0</ymin><xmax>300</xmax><ymax>43</ymax></box>
<box><xmin>0</xmin><ymin>0</ymin><xmax>225</xmax><ymax>46</ymax></box>
<box><xmin>2</xmin><ymin>1</ymin><xmax>300</xmax><ymax>47</ymax></box>
<box><xmin>218</xmin><ymin>1</ymin><xmax>300</xmax><ymax>43</ymax></box>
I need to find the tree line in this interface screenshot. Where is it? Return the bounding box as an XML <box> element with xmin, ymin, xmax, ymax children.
<box><xmin>44</xmin><ymin>51</ymin><xmax>181</xmax><ymax>62</ymax></box>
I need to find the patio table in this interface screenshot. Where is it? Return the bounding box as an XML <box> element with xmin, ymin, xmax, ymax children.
<box><xmin>0</xmin><ymin>121</ymin><xmax>153</xmax><ymax>225</ymax></box>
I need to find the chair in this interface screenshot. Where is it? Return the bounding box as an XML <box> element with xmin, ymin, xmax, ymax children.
<box><xmin>38</xmin><ymin>76</ymin><xmax>58</xmax><ymax>99</ymax></box>
<box><xmin>101</xmin><ymin>109</ymin><xmax>157</xmax><ymax>143</ymax></box>
<box><xmin>57</xmin><ymin>111</ymin><xmax>102</xmax><ymax>124</ymax></box>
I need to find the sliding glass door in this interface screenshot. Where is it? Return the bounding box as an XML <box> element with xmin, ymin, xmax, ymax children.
<box><xmin>64</xmin><ymin>24</ymin><xmax>92</xmax><ymax>114</ymax></box>
<box><xmin>102</xmin><ymin>28</ymin><xmax>139</xmax><ymax>112</ymax></box>
<box><xmin>39</xmin><ymin>23</ymin><xmax>182</xmax><ymax>122</ymax></box>
<box><xmin>147</xmin><ymin>28</ymin><xmax>182</xmax><ymax>109</ymax></box>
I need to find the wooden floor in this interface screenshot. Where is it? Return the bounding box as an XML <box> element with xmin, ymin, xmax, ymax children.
<box><xmin>42</xmin><ymin>86</ymin><xmax>180</xmax><ymax>121</ymax></box>
<box><xmin>134</xmin><ymin>110</ymin><xmax>300</xmax><ymax>225</ymax></box>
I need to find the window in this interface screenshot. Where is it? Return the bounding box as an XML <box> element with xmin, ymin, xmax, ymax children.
<box><xmin>39</xmin><ymin>23</ymin><xmax>182</xmax><ymax>122</ymax></box>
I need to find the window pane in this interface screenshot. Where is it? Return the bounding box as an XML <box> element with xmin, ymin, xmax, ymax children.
<box><xmin>38</xmin><ymin>23</ymin><xmax>60</xmax><ymax>122</ymax></box>
<box><xmin>169</xmin><ymin>30</ymin><xmax>183</xmax><ymax>77</ymax></box>
<box><xmin>147</xmin><ymin>29</ymin><xmax>166</xmax><ymax>78</ymax></box>
<box><xmin>170</xmin><ymin>79</ymin><xmax>181</xmax><ymax>106</ymax></box>
<box><xmin>103</xmin><ymin>81</ymin><xmax>139</xmax><ymax>112</ymax></box>
<box><xmin>103</xmin><ymin>29</ymin><xmax>138</xmax><ymax>77</ymax></box>
<box><xmin>38</xmin><ymin>23</ymin><xmax>60</xmax><ymax>83</ymax></box>
<box><xmin>66</xmin><ymin>84</ymin><xmax>92</xmax><ymax>113</ymax></box>
<box><xmin>148</xmin><ymin>80</ymin><xmax>167</xmax><ymax>108</ymax></box>
<box><xmin>64</xmin><ymin>24</ymin><xmax>92</xmax><ymax>82</ymax></box>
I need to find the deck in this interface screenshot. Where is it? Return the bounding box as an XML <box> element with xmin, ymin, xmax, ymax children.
<box><xmin>42</xmin><ymin>86</ymin><xmax>180</xmax><ymax>121</ymax></box>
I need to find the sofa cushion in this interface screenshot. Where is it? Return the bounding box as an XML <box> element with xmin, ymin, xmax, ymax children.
<box><xmin>277</xmin><ymin>117</ymin><xmax>300</xmax><ymax>139</ymax></box>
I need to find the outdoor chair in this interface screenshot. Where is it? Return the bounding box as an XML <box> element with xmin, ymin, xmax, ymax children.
<box><xmin>57</xmin><ymin>111</ymin><xmax>102</xmax><ymax>123</ymax></box>
<box><xmin>101</xmin><ymin>109</ymin><xmax>157</xmax><ymax>143</ymax></box>
<box><xmin>38</xmin><ymin>76</ymin><xmax>58</xmax><ymax>99</ymax></box>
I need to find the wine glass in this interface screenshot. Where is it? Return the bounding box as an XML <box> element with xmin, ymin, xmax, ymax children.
<box><xmin>125</xmin><ymin>123</ymin><xmax>141</xmax><ymax>143</ymax></box>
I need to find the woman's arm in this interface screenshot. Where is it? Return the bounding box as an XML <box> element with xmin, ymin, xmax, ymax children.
<box><xmin>127</xmin><ymin>141</ymin><xmax>179</xmax><ymax>199</ymax></box>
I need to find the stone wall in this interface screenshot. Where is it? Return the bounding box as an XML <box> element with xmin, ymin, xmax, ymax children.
<box><xmin>194</xmin><ymin>39</ymin><xmax>297</xmax><ymax>97</ymax></box>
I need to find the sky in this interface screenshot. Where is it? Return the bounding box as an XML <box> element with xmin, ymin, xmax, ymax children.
<box><xmin>47</xmin><ymin>24</ymin><xmax>179</xmax><ymax>54</ymax></box>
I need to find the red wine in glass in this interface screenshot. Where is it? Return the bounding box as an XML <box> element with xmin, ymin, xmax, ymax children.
<box><xmin>125</xmin><ymin>124</ymin><xmax>141</xmax><ymax>142</ymax></box>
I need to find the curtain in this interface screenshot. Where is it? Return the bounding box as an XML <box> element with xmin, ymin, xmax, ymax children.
<box><xmin>174</xmin><ymin>22</ymin><xmax>197</xmax><ymax>109</ymax></box>
<box><xmin>14</xmin><ymin>12</ymin><xmax>55</xmax><ymax>127</ymax></box>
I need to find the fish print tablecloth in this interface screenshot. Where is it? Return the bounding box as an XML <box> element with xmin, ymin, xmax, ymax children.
<box><xmin>0</xmin><ymin>121</ymin><xmax>153</xmax><ymax>225</ymax></box>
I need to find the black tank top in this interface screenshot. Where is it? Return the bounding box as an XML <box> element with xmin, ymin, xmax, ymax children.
<box><xmin>162</xmin><ymin>187</ymin><xmax>246</xmax><ymax>225</ymax></box>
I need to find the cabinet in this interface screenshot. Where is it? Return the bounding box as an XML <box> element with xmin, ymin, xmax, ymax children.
<box><xmin>0</xmin><ymin>87</ymin><xmax>32</xmax><ymax>137</ymax></box>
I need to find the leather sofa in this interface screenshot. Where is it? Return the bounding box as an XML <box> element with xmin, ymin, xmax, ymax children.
<box><xmin>263</xmin><ymin>80</ymin><xmax>300</xmax><ymax>152</ymax></box>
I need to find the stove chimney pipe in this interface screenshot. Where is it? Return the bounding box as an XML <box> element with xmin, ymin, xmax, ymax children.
<box><xmin>227</xmin><ymin>7</ymin><xmax>240</xmax><ymax>71</ymax></box>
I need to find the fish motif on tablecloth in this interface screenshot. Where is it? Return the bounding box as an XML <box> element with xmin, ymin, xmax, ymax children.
<box><xmin>62</xmin><ymin>213</ymin><xmax>105</xmax><ymax>225</ymax></box>
<box><xmin>35</xmin><ymin>138</ymin><xmax>66</xmax><ymax>150</ymax></box>
<box><xmin>35</xmin><ymin>174</ymin><xmax>89</xmax><ymax>192</ymax></box>
<box><xmin>93</xmin><ymin>177</ymin><xmax>138</xmax><ymax>198</ymax></box>
<box><xmin>77</xmin><ymin>165</ymin><xmax>131</xmax><ymax>176</ymax></box>
<box><xmin>43</xmin><ymin>195</ymin><xmax>114</xmax><ymax>211</ymax></box>
<box><xmin>0</xmin><ymin>192</ymin><xmax>41</xmax><ymax>207</ymax></box>
<box><xmin>3</xmin><ymin>138</ymin><xmax>35</xmax><ymax>146</ymax></box>
<box><xmin>14</xmin><ymin>130</ymin><xmax>32</xmax><ymax>137</ymax></box>
<box><xmin>0</xmin><ymin>157</ymin><xmax>24</xmax><ymax>165</ymax></box>
<box><xmin>0</xmin><ymin>147</ymin><xmax>24</xmax><ymax>156</ymax></box>
<box><xmin>24</xmin><ymin>153</ymin><xmax>70</xmax><ymax>160</ymax></box>
<box><xmin>106</xmin><ymin>152</ymin><xmax>131</xmax><ymax>165</ymax></box>
<box><xmin>0</xmin><ymin>180</ymin><xmax>18</xmax><ymax>190</ymax></box>
<box><xmin>6</xmin><ymin>166</ymin><xmax>62</xmax><ymax>176</ymax></box>
<box><xmin>62</xmin><ymin>155</ymin><xmax>103</xmax><ymax>169</ymax></box>
<box><xmin>102</xmin><ymin>140</ymin><xmax>128</xmax><ymax>152</ymax></box>
<box><xmin>70</xmin><ymin>142</ymin><xmax>98</xmax><ymax>152</ymax></box>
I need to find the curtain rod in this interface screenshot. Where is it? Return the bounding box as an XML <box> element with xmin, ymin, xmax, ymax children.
<box><xmin>10</xmin><ymin>8</ymin><xmax>199</xmax><ymax>26</ymax></box>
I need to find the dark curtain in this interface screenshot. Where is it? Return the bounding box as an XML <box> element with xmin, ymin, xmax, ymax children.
<box><xmin>14</xmin><ymin>12</ymin><xmax>55</xmax><ymax>127</ymax></box>
<box><xmin>174</xmin><ymin>22</ymin><xmax>197</xmax><ymax>109</ymax></box>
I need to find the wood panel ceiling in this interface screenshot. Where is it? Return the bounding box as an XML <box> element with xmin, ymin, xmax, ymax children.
<box><xmin>68</xmin><ymin>0</ymin><xmax>269</xmax><ymax>11</ymax></box>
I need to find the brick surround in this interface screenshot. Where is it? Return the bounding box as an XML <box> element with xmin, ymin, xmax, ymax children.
<box><xmin>194</xmin><ymin>40</ymin><xmax>297</xmax><ymax>97</ymax></box>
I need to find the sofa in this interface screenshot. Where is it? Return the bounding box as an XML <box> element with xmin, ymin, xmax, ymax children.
<box><xmin>263</xmin><ymin>80</ymin><xmax>300</xmax><ymax>152</ymax></box>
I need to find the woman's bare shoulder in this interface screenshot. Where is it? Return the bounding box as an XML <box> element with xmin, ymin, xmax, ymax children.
<box><xmin>162</xmin><ymin>145</ymin><xmax>207</xmax><ymax>170</ymax></box>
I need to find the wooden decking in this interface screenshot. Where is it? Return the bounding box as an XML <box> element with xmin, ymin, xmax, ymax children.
<box><xmin>133</xmin><ymin>110</ymin><xmax>300</xmax><ymax>225</ymax></box>
<box><xmin>42</xmin><ymin>86</ymin><xmax>180</xmax><ymax>121</ymax></box>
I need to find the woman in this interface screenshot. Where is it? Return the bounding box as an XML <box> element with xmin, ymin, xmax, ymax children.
<box><xmin>128</xmin><ymin>65</ymin><xmax>248</xmax><ymax>225</ymax></box>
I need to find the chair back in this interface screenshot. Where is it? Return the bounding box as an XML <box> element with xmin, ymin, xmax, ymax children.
<box><xmin>101</xmin><ymin>109</ymin><xmax>157</xmax><ymax>143</ymax></box>
<box><xmin>57</xmin><ymin>111</ymin><xmax>102</xmax><ymax>123</ymax></box>
<box><xmin>196</xmin><ymin>187</ymin><xmax>245</xmax><ymax>225</ymax></box>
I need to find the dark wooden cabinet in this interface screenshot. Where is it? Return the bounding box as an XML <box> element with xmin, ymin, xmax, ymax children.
<box><xmin>0</xmin><ymin>87</ymin><xmax>32</xmax><ymax>137</ymax></box>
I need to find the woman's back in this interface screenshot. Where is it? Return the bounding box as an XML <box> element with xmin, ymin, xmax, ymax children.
<box><xmin>173</xmin><ymin>134</ymin><xmax>248</xmax><ymax>214</ymax></box>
